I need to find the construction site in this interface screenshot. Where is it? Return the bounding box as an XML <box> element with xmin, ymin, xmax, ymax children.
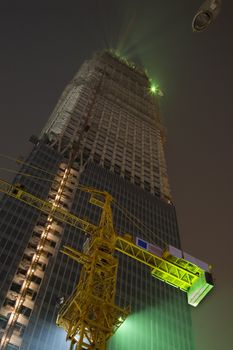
<box><xmin>0</xmin><ymin>50</ymin><xmax>214</xmax><ymax>350</ymax></box>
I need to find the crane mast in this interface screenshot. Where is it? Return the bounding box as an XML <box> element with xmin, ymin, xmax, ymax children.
<box><xmin>56</xmin><ymin>191</ymin><xmax>129</xmax><ymax>350</ymax></box>
<box><xmin>0</xmin><ymin>179</ymin><xmax>214</xmax><ymax>350</ymax></box>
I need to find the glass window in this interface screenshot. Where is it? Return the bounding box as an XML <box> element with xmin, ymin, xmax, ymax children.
<box><xmin>6</xmin><ymin>344</ymin><xmax>19</xmax><ymax>350</ymax></box>
<box><xmin>0</xmin><ymin>315</ymin><xmax>8</xmax><ymax>329</ymax></box>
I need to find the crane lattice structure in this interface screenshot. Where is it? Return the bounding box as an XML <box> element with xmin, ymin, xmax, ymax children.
<box><xmin>0</xmin><ymin>179</ymin><xmax>214</xmax><ymax>350</ymax></box>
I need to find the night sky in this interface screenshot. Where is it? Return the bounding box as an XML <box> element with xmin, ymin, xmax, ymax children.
<box><xmin>0</xmin><ymin>1</ymin><xmax>232</xmax><ymax>349</ymax></box>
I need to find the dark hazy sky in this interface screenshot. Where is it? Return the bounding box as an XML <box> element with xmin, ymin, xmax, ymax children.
<box><xmin>0</xmin><ymin>1</ymin><xmax>232</xmax><ymax>349</ymax></box>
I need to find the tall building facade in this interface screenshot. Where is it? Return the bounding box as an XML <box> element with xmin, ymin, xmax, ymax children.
<box><xmin>0</xmin><ymin>51</ymin><xmax>194</xmax><ymax>350</ymax></box>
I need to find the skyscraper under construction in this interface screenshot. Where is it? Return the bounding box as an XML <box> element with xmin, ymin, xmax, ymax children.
<box><xmin>0</xmin><ymin>51</ymin><xmax>194</xmax><ymax>350</ymax></box>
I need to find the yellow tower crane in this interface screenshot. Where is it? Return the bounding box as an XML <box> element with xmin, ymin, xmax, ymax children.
<box><xmin>0</xmin><ymin>179</ymin><xmax>214</xmax><ymax>350</ymax></box>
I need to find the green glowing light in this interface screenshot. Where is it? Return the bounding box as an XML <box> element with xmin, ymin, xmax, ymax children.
<box><xmin>149</xmin><ymin>83</ymin><xmax>164</xmax><ymax>96</ymax></box>
<box><xmin>150</xmin><ymin>84</ymin><xmax>157</xmax><ymax>94</ymax></box>
<box><xmin>109</xmin><ymin>303</ymin><xmax>190</xmax><ymax>350</ymax></box>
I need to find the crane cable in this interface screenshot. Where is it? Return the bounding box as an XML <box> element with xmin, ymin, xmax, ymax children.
<box><xmin>0</xmin><ymin>167</ymin><xmax>55</xmax><ymax>183</ymax></box>
<box><xmin>113</xmin><ymin>199</ymin><xmax>167</xmax><ymax>247</ymax></box>
<box><xmin>0</xmin><ymin>153</ymin><xmax>169</xmax><ymax>247</ymax></box>
<box><xmin>0</xmin><ymin>153</ymin><xmax>62</xmax><ymax>178</ymax></box>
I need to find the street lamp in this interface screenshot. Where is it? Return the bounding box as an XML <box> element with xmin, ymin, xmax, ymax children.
<box><xmin>192</xmin><ymin>0</ymin><xmax>222</xmax><ymax>32</ymax></box>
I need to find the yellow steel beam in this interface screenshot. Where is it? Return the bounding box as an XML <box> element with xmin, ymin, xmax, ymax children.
<box><xmin>61</xmin><ymin>245</ymin><xmax>92</xmax><ymax>265</ymax></box>
<box><xmin>56</xmin><ymin>191</ymin><xmax>129</xmax><ymax>350</ymax></box>
<box><xmin>0</xmin><ymin>179</ymin><xmax>212</xmax><ymax>298</ymax></box>
<box><xmin>0</xmin><ymin>179</ymin><xmax>97</xmax><ymax>234</ymax></box>
<box><xmin>115</xmin><ymin>236</ymin><xmax>201</xmax><ymax>292</ymax></box>
<box><xmin>0</xmin><ymin>179</ymin><xmax>204</xmax><ymax>293</ymax></box>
